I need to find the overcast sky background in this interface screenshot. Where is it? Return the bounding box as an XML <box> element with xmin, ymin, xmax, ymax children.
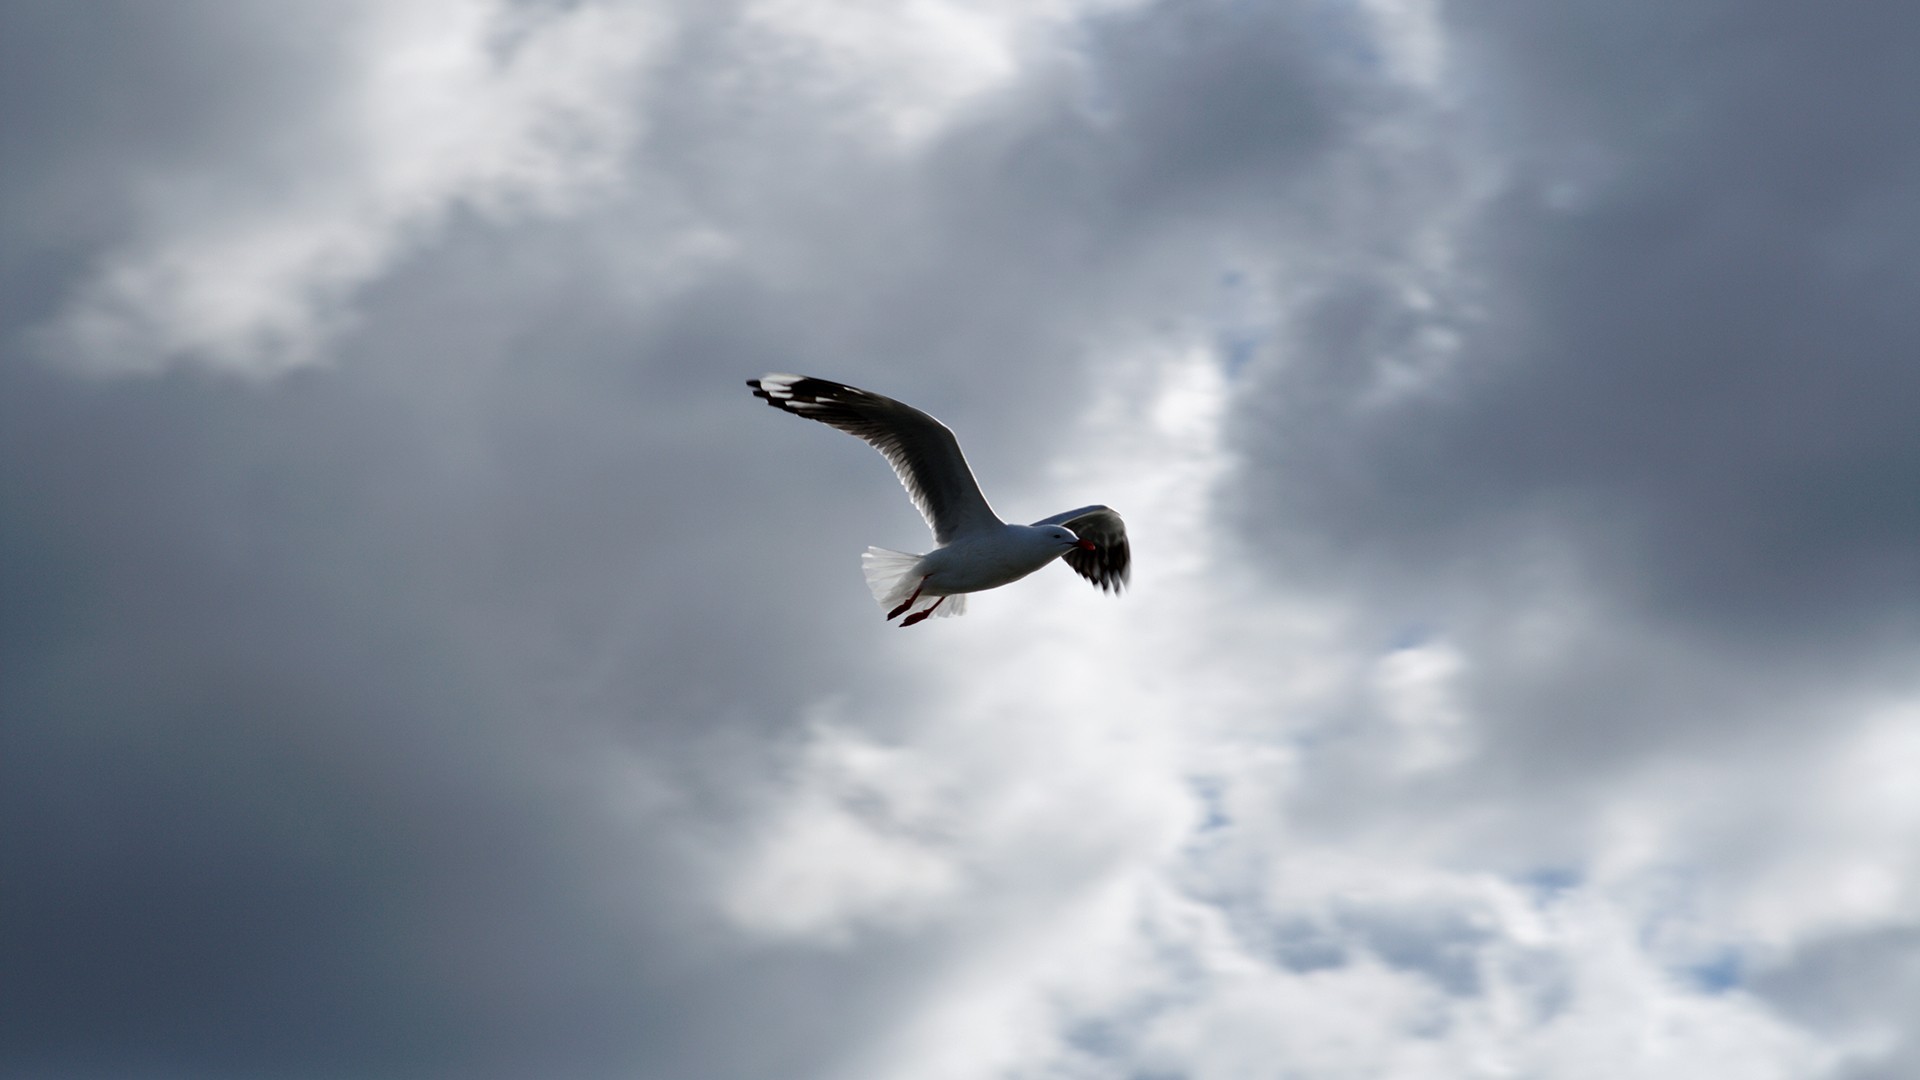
<box><xmin>3</xmin><ymin>1</ymin><xmax>1918</xmax><ymax>1077</ymax></box>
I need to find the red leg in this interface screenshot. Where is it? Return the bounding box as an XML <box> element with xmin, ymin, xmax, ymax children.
<box><xmin>887</xmin><ymin>578</ymin><xmax>928</xmax><ymax>621</ymax></box>
<box><xmin>899</xmin><ymin>595</ymin><xmax>947</xmax><ymax>627</ymax></box>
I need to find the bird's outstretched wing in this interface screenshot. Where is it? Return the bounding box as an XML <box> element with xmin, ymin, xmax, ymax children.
<box><xmin>1033</xmin><ymin>504</ymin><xmax>1130</xmax><ymax>593</ymax></box>
<box><xmin>749</xmin><ymin>374</ymin><xmax>1002</xmax><ymax>544</ymax></box>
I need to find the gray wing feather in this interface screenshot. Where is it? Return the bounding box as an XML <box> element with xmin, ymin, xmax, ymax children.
<box><xmin>1032</xmin><ymin>504</ymin><xmax>1130</xmax><ymax>593</ymax></box>
<box><xmin>749</xmin><ymin>375</ymin><xmax>1002</xmax><ymax>544</ymax></box>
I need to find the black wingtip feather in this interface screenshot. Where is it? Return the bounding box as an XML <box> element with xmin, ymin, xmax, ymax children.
<box><xmin>1061</xmin><ymin>535</ymin><xmax>1130</xmax><ymax>594</ymax></box>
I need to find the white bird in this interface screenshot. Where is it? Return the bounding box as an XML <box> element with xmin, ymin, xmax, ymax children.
<box><xmin>748</xmin><ymin>374</ymin><xmax>1130</xmax><ymax>626</ymax></box>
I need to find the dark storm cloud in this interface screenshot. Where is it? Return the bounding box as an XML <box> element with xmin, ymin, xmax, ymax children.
<box><xmin>0</xmin><ymin>6</ymin><xmax>897</xmax><ymax>1068</ymax></box>
<box><xmin>0</xmin><ymin>1</ymin><xmax>354</xmax><ymax>322</ymax></box>
<box><xmin>1</xmin><ymin>361</ymin><xmax>686</xmax><ymax>1077</ymax></box>
<box><xmin>0</xmin><ymin>264</ymin><xmax>1008</xmax><ymax>1078</ymax></box>
<box><xmin>1235</xmin><ymin>0</ymin><xmax>1920</xmax><ymax>642</ymax></box>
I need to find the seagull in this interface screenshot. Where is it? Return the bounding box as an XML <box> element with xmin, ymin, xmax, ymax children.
<box><xmin>748</xmin><ymin>374</ymin><xmax>1130</xmax><ymax>627</ymax></box>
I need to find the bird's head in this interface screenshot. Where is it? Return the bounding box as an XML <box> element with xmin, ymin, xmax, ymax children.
<box><xmin>1037</xmin><ymin>525</ymin><xmax>1095</xmax><ymax>551</ymax></box>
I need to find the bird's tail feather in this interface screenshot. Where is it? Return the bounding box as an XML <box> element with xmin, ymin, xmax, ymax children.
<box><xmin>861</xmin><ymin>547</ymin><xmax>923</xmax><ymax>609</ymax></box>
<box><xmin>860</xmin><ymin>547</ymin><xmax>966</xmax><ymax>620</ymax></box>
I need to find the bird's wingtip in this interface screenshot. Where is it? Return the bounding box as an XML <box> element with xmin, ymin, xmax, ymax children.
<box><xmin>748</xmin><ymin>373</ymin><xmax>811</xmax><ymax>401</ymax></box>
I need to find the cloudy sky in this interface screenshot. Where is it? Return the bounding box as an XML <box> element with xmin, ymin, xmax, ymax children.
<box><xmin>3</xmin><ymin>1</ymin><xmax>1917</xmax><ymax>1077</ymax></box>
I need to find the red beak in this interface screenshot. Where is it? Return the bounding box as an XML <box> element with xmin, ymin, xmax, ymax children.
<box><xmin>1076</xmin><ymin>538</ymin><xmax>1097</xmax><ymax>551</ymax></box>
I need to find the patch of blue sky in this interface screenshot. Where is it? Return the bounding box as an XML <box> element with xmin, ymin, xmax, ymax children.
<box><xmin>1335</xmin><ymin>900</ymin><xmax>1491</xmax><ymax>995</ymax></box>
<box><xmin>1269</xmin><ymin>920</ymin><xmax>1350</xmax><ymax>974</ymax></box>
<box><xmin>1388</xmin><ymin>621</ymin><xmax>1435</xmax><ymax>650</ymax></box>
<box><xmin>1519</xmin><ymin>867</ymin><xmax>1584</xmax><ymax>906</ymax></box>
<box><xmin>1062</xmin><ymin>1016</ymin><xmax>1130</xmax><ymax>1062</ymax></box>
<box><xmin>1685</xmin><ymin>948</ymin><xmax>1745</xmax><ymax>994</ymax></box>
<box><xmin>1058</xmin><ymin>992</ymin><xmax>1193</xmax><ymax>1075</ymax></box>
<box><xmin>1215</xmin><ymin>331</ymin><xmax>1261</xmax><ymax>378</ymax></box>
<box><xmin>1187</xmin><ymin>774</ymin><xmax>1232</xmax><ymax>832</ymax></box>
<box><xmin>1305</xmin><ymin>0</ymin><xmax>1387</xmax><ymax>76</ymax></box>
<box><xmin>1210</xmin><ymin>268</ymin><xmax>1266</xmax><ymax>380</ymax></box>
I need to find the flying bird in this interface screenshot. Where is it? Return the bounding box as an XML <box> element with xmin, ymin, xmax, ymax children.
<box><xmin>747</xmin><ymin>374</ymin><xmax>1130</xmax><ymax>626</ymax></box>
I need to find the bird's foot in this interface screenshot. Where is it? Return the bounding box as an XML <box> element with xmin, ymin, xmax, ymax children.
<box><xmin>887</xmin><ymin>578</ymin><xmax>929</xmax><ymax>621</ymax></box>
<box><xmin>898</xmin><ymin>595</ymin><xmax>946</xmax><ymax>627</ymax></box>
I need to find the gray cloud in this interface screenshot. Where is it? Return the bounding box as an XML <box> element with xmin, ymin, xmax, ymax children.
<box><xmin>1238</xmin><ymin>0</ymin><xmax>1920</xmax><ymax>641</ymax></box>
<box><xmin>5</xmin><ymin>0</ymin><xmax>1919</xmax><ymax>1077</ymax></box>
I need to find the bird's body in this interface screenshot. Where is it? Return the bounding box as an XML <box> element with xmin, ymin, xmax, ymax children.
<box><xmin>908</xmin><ymin>523</ymin><xmax>1085</xmax><ymax>595</ymax></box>
<box><xmin>747</xmin><ymin>374</ymin><xmax>1130</xmax><ymax>626</ymax></box>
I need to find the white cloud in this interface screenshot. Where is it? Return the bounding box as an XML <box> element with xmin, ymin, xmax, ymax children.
<box><xmin>37</xmin><ymin>0</ymin><xmax>662</xmax><ymax>377</ymax></box>
<box><xmin>1373</xmin><ymin>639</ymin><xmax>1473</xmax><ymax>773</ymax></box>
<box><xmin>737</xmin><ymin>0</ymin><xmax>1146</xmax><ymax>149</ymax></box>
<box><xmin>1357</xmin><ymin>0</ymin><xmax>1448</xmax><ymax>90</ymax></box>
<box><xmin>721</xmin><ymin>714</ymin><xmax>967</xmax><ymax>941</ymax></box>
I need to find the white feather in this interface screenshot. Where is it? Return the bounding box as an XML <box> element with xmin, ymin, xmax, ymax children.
<box><xmin>859</xmin><ymin>546</ymin><xmax>969</xmax><ymax>620</ymax></box>
<box><xmin>861</xmin><ymin>547</ymin><xmax>925</xmax><ymax>610</ymax></box>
